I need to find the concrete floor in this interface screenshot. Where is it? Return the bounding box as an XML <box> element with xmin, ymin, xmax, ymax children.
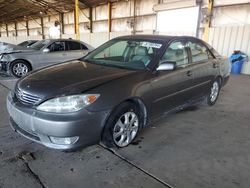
<box><xmin>0</xmin><ymin>74</ymin><xmax>250</xmax><ymax>188</ymax></box>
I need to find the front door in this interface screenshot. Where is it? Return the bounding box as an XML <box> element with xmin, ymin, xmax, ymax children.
<box><xmin>148</xmin><ymin>40</ymin><xmax>195</xmax><ymax>118</ymax></box>
<box><xmin>38</xmin><ymin>41</ymin><xmax>67</xmax><ymax>68</ymax></box>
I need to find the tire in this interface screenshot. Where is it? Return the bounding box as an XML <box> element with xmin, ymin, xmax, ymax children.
<box><xmin>102</xmin><ymin>102</ymin><xmax>142</xmax><ymax>148</ymax></box>
<box><xmin>10</xmin><ymin>60</ymin><xmax>31</xmax><ymax>78</ymax></box>
<box><xmin>206</xmin><ymin>79</ymin><xmax>221</xmax><ymax>106</ymax></box>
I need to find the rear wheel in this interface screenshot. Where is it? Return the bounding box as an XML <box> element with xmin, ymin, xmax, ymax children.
<box><xmin>102</xmin><ymin>102</ymin><xmax>142</xmax><ymax>148</ymax></box>
<box><xmin>206</xmin><ymin>79</ymin><xmax>221</xmax><ymax>106</ymax></box>
<box><xmin>10</xmin><ymin>60</ymin><xmax>31</xmax><ymax>78</ymax></box>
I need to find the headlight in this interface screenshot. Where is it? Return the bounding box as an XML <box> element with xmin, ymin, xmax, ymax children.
<box><xmin>0</xmin><ymin>54</ymin><xmax>11</xmax><ymax>61</ymax></box>
<box><xmin>37</xmin><ymin>94</ymin><xmax>100</xmax><ymax>113</ymax></box>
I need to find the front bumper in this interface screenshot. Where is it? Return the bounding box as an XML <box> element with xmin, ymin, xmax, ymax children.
<box><xmin>0</xmin><ymin>61</ymin><xmax>9</xmax><ymax>72</ymax></box>
<box><xmin>7</xmin><ymin>93</ymin><xmax>110</xmax><ymax>150</ymax></box>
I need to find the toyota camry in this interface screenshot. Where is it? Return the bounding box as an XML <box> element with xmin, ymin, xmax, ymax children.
<box><xmin>7</xmin><ymin>35</ymin><xmax>230</xmax><ymax>150</ymax></box>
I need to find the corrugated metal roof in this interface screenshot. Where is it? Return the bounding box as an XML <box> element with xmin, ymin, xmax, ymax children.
<box><xmin>0</xmin><ymin>0</ymin><xmax>119</xmax><ymax>23</ymax></box>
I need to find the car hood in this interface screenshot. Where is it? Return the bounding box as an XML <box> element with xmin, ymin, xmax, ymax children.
<box><xmin>0</xmin><ymin>42</ymin><xmax>33</xmax><ymax>54</ymax></box>
<box><xmin>17</xmin><ymin>60</ymin><xmax>136</xmax><ymax>102</ymax></box>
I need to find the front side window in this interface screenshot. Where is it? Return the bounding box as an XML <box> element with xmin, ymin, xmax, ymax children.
<box><xmin>48</xmin><ymin>41</ymin><xmax>65</xmax><ymax>52</ymax></box>
<box><xmin>84</xmin><ymin>39</ymin><xmax>163</xmax><ymax>70</ymax></box>
<box><xmin>188</xmin><ymin>41</ymin><xmax>213</xmax><ymax>63</ymax></box>
<box><xmin>160</xmin><ymin>41</ymin><xmax>188</xmax><ymax>67</ymax></box>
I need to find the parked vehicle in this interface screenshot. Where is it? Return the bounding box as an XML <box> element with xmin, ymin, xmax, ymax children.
<box><xmin>18</xmin><ymin>40</ymin><xmax>38</xmax><ymax>48</ymax></box>
<box><xmin>7</xmin><ymin>35</ymin><xmax>230</xmax><ymax>150</ymax></box>
<box><xmin>0</xmin><ymin>39</ymin><xmax>94</xmax><ymax>78</ymax></box>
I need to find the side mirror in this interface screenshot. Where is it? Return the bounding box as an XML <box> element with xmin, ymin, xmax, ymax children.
<box><xmin>43</xmin><ymin>48</ymin><xmax>50</xmax><ymax>53</ymax></box>
<box><xmin>156</xmin><ymin>61</ymin><xmax>176</xmax><ymax>71</ymax></box>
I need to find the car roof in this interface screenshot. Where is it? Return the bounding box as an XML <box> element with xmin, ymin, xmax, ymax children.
<box><xmin>114</xmin><ymin>34</ymin><xmax>201</xmax><ymax>43</ymax></box>
<box><xmin>48</xmin><ymin>39</ymin><xmax>82</xmax><ymax>42</ymax></box>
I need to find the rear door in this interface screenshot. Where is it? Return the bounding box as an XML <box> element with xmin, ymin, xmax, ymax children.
<box><xmin>186</xmin><ymin>39</ymin><xmax>219</xmax><ymax>98</ymax></box>
<box><xmin>148</xmin><ymin>40</ymin><xmax>196</xmax><ymax>117</ymax></box>
<box><xmin>65</xmin><ymin>41</ymin><xmax>89</xmax><ymax>60</ymax></box>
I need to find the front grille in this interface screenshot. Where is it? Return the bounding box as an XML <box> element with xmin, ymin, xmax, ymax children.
<box><xmin>16</xmin><ymin>88</ymin><xmax>42</xmax><ymax>105</ymax></box>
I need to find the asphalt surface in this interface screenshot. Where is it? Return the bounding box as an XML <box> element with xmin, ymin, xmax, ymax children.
<box><xmin>0</xmin><ymin>74</ymin><xmax>250</xmax><ymax>188</ymax></box>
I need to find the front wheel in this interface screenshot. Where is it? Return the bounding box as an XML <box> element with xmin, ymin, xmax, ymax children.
<box><xmin>206</xmin><ymin>79</ymin><xmax>221</xmax><ymax>106</ymax></box>
<box><xmin>102</xmin><ymin>102</ymin><xmax>142</xmax><ymax>148</ymax></box>
<box><xmin>10</xmin><ymin>60</ymin><xmax>31</xmax><ymax>78</ymax></box>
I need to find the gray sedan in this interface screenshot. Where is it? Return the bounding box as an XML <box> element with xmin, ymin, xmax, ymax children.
<box><xmin>0</xmin><ymin>39</ymin><xmax>94</xmax><ymax>78</ymax></box>
<box><xmin>7</xmin><ymin>35</ymin><xmax>230</xmax><ymax>151</ymax></box>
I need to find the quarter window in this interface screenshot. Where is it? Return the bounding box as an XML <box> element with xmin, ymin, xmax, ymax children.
<box><xmin>81</xmin><ymin>44</ymin><xmax>88</xmax><ymax>50</ymax></box>
<box><xmin>66</xmin><ymin>41</ymin><xmax>81</xmax><ymax>51</ymax></box>
<box><xmin>188</xmin><ymin>41</ymin><xmax>213</xmax><ymax>63</ymax></box>
<box><xmin>161</xmin><ymin>41</ymin><xmax>188</xmax><ymax>67</ymax></box>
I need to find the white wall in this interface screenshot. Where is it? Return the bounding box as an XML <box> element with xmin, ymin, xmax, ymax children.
<box><xmin>156</xmin><ymin>6</ymin><xmax>199</xmax><ymax>36</ymax></box>
<box><xmin>212</xmin><ymin>4</ymin><xmax>250</xmax><ymax>26</ymax></box>
<box><xmin>208</xmin><ymin>26</ymin><xmax>250</xmax><ymax>57</ymax></box>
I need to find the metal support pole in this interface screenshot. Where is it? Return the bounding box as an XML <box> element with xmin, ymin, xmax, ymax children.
<box><xmin>26</xmin><ymin>21</ymin><xmax>29</xmax><ymax>36</ymax></box>
<box><xmin>108</xmin><ymin>2</ymin><xmax>112</xmax><ymax>33</ymax></box>
<box><xmin>6</xmin><ymin>24</ymin><xmax>8</xmax><ymax>37</ymax></box>
<box><xmin>202</xmin><ymin>0</ymin><xmax>213</xmax><ymax>42</ymax></box>
<box><xmin>14</xmin><ymin>22</ymin><xmax>18</xmax><ymax>37</ymax></box>
<box><xmin>60</xmin><ymin>13</ymin><xmax>65</xmax><ymax>35</ymax></box>
<box><xmin>41</xmin><ymin>17</ymin><xmax>45</xmax><ymax>39</ymax></box>
<box><xmin>132</xmin><ymin>0</ymin><xmax>136</xmax><ymax>35</ymax></box>
<box><xmin>89</xmin><ymin>7</ymin><xmax>93</xmax><ymax>33</ymax></box>
<box><xmin>74</xmin><ymin>0</ymin><xmax>80</xmax><ymax>40</ymax></box>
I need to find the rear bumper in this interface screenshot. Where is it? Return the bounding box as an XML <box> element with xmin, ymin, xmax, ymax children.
<box><xmin>7</xmin><ymin>93</ymin><xmax>110</xmax><ymax>150</ymax></box>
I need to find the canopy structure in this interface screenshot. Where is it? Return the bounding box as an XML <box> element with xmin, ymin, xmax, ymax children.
<box><xmin>0</xmin><ymin>0</ymin><xmax>118</xmax><ymax>23</ymax></box>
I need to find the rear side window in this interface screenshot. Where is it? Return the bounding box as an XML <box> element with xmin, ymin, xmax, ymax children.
<box><xmin>66</xmin><ymin>41</ymin><xmax>82</xmax><ymax>50</ymax></box>
<box><xmin>188</xmin><ymin>41</ymin><xmax>213</xmax><ymax>63</ymax></box>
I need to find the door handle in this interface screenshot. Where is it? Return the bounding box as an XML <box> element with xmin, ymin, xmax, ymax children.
<box><xmin>213</xmin><ymin>63</ymin><xmax>219</xmax><ymax>68</ymax></box>
<box><xmin>186</xmin><ymin>70</ymin><xmax>192</xmax><ymax>76</ymax></box>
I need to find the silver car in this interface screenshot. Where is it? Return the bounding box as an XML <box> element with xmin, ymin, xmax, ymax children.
<box><xmin>0</xmin><ymin>39</ymin><xmax>94</xmax><ymax>78</ymax></box>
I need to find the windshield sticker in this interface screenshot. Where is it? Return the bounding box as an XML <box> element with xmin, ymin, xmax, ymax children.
<box><xmin>141</xmin><ymin>42</ymin><xmax>162</xmax><ymax>49</ymax></box>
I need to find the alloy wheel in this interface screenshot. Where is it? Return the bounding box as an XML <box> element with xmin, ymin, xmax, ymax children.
<box><xmin>13</xmin><ymin>63</ymin><xmax>29</xmax><ymax>77</ymax></box>
<box><xmin>210</xmin><ymin>81</ymin><xmax>219</xmax><ymax>102</ymax></box>
<box><xmin>113</xmin><ymin>111</ymin><xmax>139</xmax><ymax>147</ymax></box>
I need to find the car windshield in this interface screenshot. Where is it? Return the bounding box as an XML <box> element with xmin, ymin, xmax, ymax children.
<box><xmin>84</xmin><ymin>39</ymin><xmax>163</xmax><ymax>70</ymax></box>
<box><xmin>18</xmin><ymin>41</ymin><xmax>29</xmax><ymax>47</ymax></box>
<box><xmin>30</xmin><ymin>40</ymin><xmax>50</xmax><ymax>50</ymax></box>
